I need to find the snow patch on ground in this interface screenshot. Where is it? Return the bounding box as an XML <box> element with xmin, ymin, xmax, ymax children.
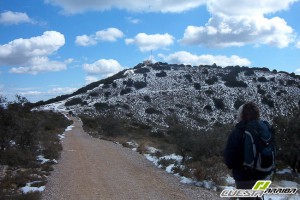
<box><xmin>21</xmin><ymin>181</ymin><xmax>45</xmax><ymax>194</ymax></box>
<box><xmin>278</xmin><ymin>180</ymin><xmax>298</xmax><ymax>188</ymax></box>
<box><xmin>33</xmin><ymin>100</ymin><xmax>67</xmax><ymax>112</ymax></box>
<box><xmin>37</xmin><ymin>155</ymin><xmax>50</xmax><ymax>164</ymax></box>
<box><xmin>264</xmin><ymin>194</ymin><xmax>300</xmax><ymax>200</ymax></box>
<box><xmin>37</xmin><ymin>155</ymin><xmax>58</xmax><ymax>164</ymax></box>
<box><xmin>65</xmin><ymin>125</ymin><xmax>75</xmax><ymax>131</ymax></box>
<box><xmin>277</xmin><ymin>168</ymin><xmax>293</xmax><ymax>175</ymax></box>
<box><xmin>143</xmin><ymin>148</ymin><xmax>218</xmax><ymax>190</ymax></box>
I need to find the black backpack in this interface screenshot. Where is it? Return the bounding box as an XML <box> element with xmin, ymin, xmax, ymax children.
<box><xmin>243</xmin><ymin>120</ymin><xmax>275</xmax><ymax>173</ymax></box>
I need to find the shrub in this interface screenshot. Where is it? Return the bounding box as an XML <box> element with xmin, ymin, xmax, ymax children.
<box><xmin>134</xmin><ymin>68</ymin><xmax>150</xmax><ymax>74</ymax></box>
<box><xmin>143</xmin><ymin>95</ymin><xmax>151</xmax><ymax>103</ymax></box>
<box><xmin>244</xmin><ymin>70</ymin><xmax>255</xmax><ymax>76</ymax></box>
<box><xmin>133</xmin><ymin>81</ymin><xmax>147</xmax><ymax>90</ymax></box>
<box><xmin>257</xmin><ymin>88</ymin><xmax>266</xmax><ymax>95</ymax></box>
<box><xmin>261</xmin><ymin>96</ymin><xmax>274</xmax><ymax>108</ymax></box>
<box><xmin>122</xmin><ymin>104</ymin><xmax>130</xmax><ymax>110</ymax></box>
<box><xmin>234</xmin><ymin>100</ymin><xmax>245</xmax><ymax>109</ymax></box>
<box><xmin>156</xmin><ymin>71</ymin><xmax>167</xmax><ymax>77</ymax></box>
<box><xmin>224</xmin><ymin>79</ymin><xmax>248</xmax><ymax>88</ymax></box>
<box><xmin>184</xmin><ymin>74</ymin><xmax>193</xmax><ymax>83</ymax></box>
<box><xmin>152</xmin><ymin>63</ymin><xmax>171</xmax><ymax>71</ymax></box>
<box><xmin>65</xmin><ymin>98</ymin><xmax>83</xmax><ymax>106</ymax></box>
<box><xmin>175</xmin><ymin>104</ymin><xmax>184</xmax><ymax>109</ymax></box>
<box><xmin>94</xmin><ymin>102</ymin><xmax>110</xmax><ymax>111</ymax></box>
<box><xmin>99</xmin><ymin>115</ymin><xmax>127</xmax><ymax>137</ymax></box>
<box><xmin>279</xmin><ymin>80</ymin><xmax>285</xmax><ymax>85</ymax></box>
<box><xmin>202</xmin><ymin>69</ymin><xmax>209</xmax><ymax>75</ymax></box>
<box><xmin>145</xmin><ymin>108</ymin><xmax>161</xmax><ymax>115</ymax></box>
<box><xmin>103</xmin><ymin>84</ymin><xmax>110</xmax><ymax>89</ymax></box>
<box><xmin>120</xmin><ymin>88</ymin><xmax>132</xmax><ymax>95</ymax></box>
<box><xmin>194</xmin><ymin>83</ymin><xmax>201</xmax><ymax>90</ymax></box>
<box><xmin>204</xmin><ymin>105</ymin><xmax>212</xmax><ymax>112</ymax></box>
<box><xmin>89</xmin><ymin>92</ymin><xmax>98</xmax><ymax>97</ymax></box>
<box><xmin>286</xmin><ymin>80</ymin><xmax>296</xmax><ymax>86</ymax></box>
<box><xmin>124</xmin><ymin>79</ymin><xmax>134</xmax><ymax>87</ymax></box>
<box><xmin>213</xmin><ymin>98</ymin><xmax>225</xmax><ymax>110</ymax></box>
<box><xmin>257</xmin><ymin>77</ymin><xmax>268</xmax><ymax>82</ymax></box>
<box><xmin>104</xmin><ymin>92</ymin><xmax>111</xmax><ymax>98</ymax></box>
<box><xmin>205</xmin><ymin>76</ymin><xmax>218</xmax><ymax>85</ymax></box>
<box><xmin>205</xmin><ymin>90</ymin><xmax>214</xmax><ymax>95</ymax></box>
<box><xmin>273</xmin><ymin>108</ymin><xmax>300</xmax><ymax>172</ymax></box>
<box><xmin>221</xmin><ymin>69</ymin><xmax>240</xmax><ymax>82</ymax></box>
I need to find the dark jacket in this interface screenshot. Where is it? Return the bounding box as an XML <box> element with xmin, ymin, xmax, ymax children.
<box><xmin>224</xmin><ymin>120</ymin><xmax>270</xmax><ymax>181</ymax></box>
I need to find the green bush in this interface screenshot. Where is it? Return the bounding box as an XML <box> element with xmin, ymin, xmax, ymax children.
<box><xmin>244</xmin><ymin>70</ymin><xmax>255</xmax><ymax>76</ymax></box>
<box><xmin>194</xmin><ymin>83</ymin><xmax>201</xmax><ymax>90</ymax></box>
<box><xmin>224</xmin><ymin>79</ymin><xmax>248</xmax><ymax>88</ymax></box>
<box><xmin>261</xmin><ymin>96</ymin><xmax>274</xmax><ymax>108</ymax></box>
<box><xmin>134</xmin><ymin>68</ymin><xmax>150</xmax><ymax>74</ymax></box>
<box><xmin>65</xmin><ymin>98</ymin><xmax>83</xmax><ymax>106</ymax></box>
<box><xmin>205</xmin><ymin>76</ymin><xmax>218</xmax><ymax>85</ymax></box>
<box><xmin>257</xmin><ymin>77</ymin><xmax>268</xmax><ymax>82</ymax></box>
<box><xmin>273</xmin><ymin>108</ymin><xmax>300</xmax><ymax>172</ymax></box>
<box><xmin>0</xmin><ymin>99</ymin><xmax>71</xmax><ymax>199</ymax></box>
<box><xmin>94</xmin><ymin>102</ymin><xmax>110</xmax><ymax>111</ymax></box>
<box><xmin>213</xmin><ymin>98</ymin><xmax>225</xmax><ymax>110</ymax></box>
<box><xmin>143</xmin><ymin>95</ymin><xmax>151</xmax><ymax>103</ymax></box>
<box><xmin>184</xmin><ymin>74</ymin><xmax>193</xmax><ymax>83</ymax></box>
<box><xmin>133</xmin><ymin>81</ymin><xmax>147</xmax><ymax>90</ymax></box>
<box><xmin>145</xmin><ymin>108</ymin><xmax>161</xmax><ymax>115</ymax></box>
<box><xmin>234</xmin><ymin>100</ymin><xmax>245</xmax><ymax>109</ymax></box>
<box><xmin>120</xmin><ymin>88</ymin><xmax>132</xmax><ymax>95</ymax></box>
<box><xmin>156</xmin><ymin>71</ymin><xmax>167</xmax><ymax>77</ymax></box>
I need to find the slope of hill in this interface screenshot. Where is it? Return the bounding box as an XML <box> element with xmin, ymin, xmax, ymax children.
<box><xmin>35</xmin><ymin>62</ymin><xmax>300</xmax><ymax>130</ymax></box>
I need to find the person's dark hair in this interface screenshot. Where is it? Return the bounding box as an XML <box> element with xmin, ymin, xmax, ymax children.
<box><xmin>242</xmin><ymin>102</ymin><xmax>260</xmax><ymax>121</ymax></box>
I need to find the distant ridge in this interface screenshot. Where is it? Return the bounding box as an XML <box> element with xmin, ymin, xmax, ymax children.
<box><xmin>35</xmin><ymin>62</ymin><xmax>300</xmax><ymax>130</ymax></box>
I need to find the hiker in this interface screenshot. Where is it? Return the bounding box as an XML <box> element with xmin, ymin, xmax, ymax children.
<box><xmin>224</xmin><ymin>102</ymin><xmax>275</xmax><ymax>198</ymax></box>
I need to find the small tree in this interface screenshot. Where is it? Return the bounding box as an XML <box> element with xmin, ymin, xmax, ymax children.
<box><xmin>273</xmin><ymin>108</ymin><xmax>300</xmax><ymax>172</ymax></box>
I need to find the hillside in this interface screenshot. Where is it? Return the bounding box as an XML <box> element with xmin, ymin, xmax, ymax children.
<box><xmin>35</xmin><ymin>62</ymin><xmax>300</xmax><ymax>130</ymax></box>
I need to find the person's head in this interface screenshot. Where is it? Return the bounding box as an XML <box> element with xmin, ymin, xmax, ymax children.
<box><xmin>237</xmin><ymin>102</ymin><xmax>260</xmax><ymax>122</ymax></box>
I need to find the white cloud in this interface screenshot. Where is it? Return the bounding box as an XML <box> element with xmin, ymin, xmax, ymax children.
<box><xmin>19</xmin><ymin>87</ymin><xmax>77</xmax><ymax>97</ymax></box>
<box><xmin>85</xmin><ymin>76</ymin><xmax>99</xmax><ymax>84</ymax></box>
<box><xmin>0</xmin><ymin>31</ymin><xmax>66</xmax><ymax>74</ymax></box>
<box><xmin>207</xmin><ymin>0</ymin><xmax>298</xmax><ymax>16</ymax></box>
<box><xmin>45</xmin><ymin>0</ymin><xmax>206</xmax><ymax>14</ymax></box>
<box><xmin>64</xmin><ymin>58</ymin><xmax>74</xmax><ymax>64</ymax></box>
<box><xmin>75</xmin><ymin>34</ymin><xmax>97</xmax><ymax>46</ymax></box>
<box><xmin>48</xmin><ymin>87</ymin><xmax>77</xmax><ymax>94</ymax></box>
<box><xmin>0</xmin><ymin>11</ymin><xmax>33</xmax><ymax>25</ymax></box>
<box><xmin>126</xmin><ymin>17</ymin><xmax>141</xmax><ymax>24</ymax></box>
<box><xmin>96</xmin><ymin>28</ymin><xmax>124</xmax><ymax>42</ymax></box>
<box><xmin>180</xmin><ymin>0</ymin><xmax>297</xmax><ymax>48</ymax></box>
<box><xmin>75</xmin><ymin>28</ymin><xmax>124</xmax><ymax>46</ymax></box>
<box><xmin>83</xmin><ymin>59</ymin><xmax>123</xmax><ymax>84</ymax></box>
<box><xmin>295</xmin><ymin>69</ymin><xmax>300</xmax><ymax>75</ymax></box>
<box><xmin>296</xmin><ymin>41</ymin><xmax>300</xmax><ymax>48</ymax></box>
<box><xmin>159</xmin><ymin>51</ymin><xmax>251</xmax><ymax>67</ymax></box>
<box><xmin>180</xmin><ymin>15</ymin><xmax>294</xmax><ymax>48</ymax></box>
<box><xmin>125</xmin><ymin>33</ymin><xmax>174</xmax><ymax>52</ymax></box>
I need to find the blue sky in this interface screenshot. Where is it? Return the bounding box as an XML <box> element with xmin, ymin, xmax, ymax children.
<box><xmin>1</xmin><ymin>0</ymin><xmax>300</xmax><ymax>102</ymax></box>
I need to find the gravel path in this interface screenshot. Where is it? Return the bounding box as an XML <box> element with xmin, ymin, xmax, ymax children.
<box><xmin>42</xmin><ymin>117</ymin><xmax>221</xmax><ymax>200</ymax></box>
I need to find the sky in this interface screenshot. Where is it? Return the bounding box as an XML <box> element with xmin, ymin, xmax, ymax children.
<box><xmin>1</xmin><ymin>0</ymin><xmax>300</xmax><ymax>102</ymax></box>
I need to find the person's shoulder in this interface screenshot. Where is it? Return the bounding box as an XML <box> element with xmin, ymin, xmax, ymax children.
<box><xmin>235</xmin><ymin>121</ymin><xmax>247</xmax><ymax>129</ymax></box>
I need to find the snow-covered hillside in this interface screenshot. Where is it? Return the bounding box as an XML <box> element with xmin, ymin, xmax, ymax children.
<box><xmin>35</xmin><ymin>62</ymin><xmax>300</xmax><ymax>130</ymax></box>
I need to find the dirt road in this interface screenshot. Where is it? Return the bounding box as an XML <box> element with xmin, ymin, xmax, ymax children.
<box><xmin>42</xmin><ymin>117</ymin><xmax>221</xmax><ymax>200</ymax></box>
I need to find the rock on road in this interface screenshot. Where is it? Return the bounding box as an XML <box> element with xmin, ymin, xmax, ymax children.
<box><xmin>42</xmin><ymin>116</ymin><xmax>221</xmax><ymax>200</ymax></box>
